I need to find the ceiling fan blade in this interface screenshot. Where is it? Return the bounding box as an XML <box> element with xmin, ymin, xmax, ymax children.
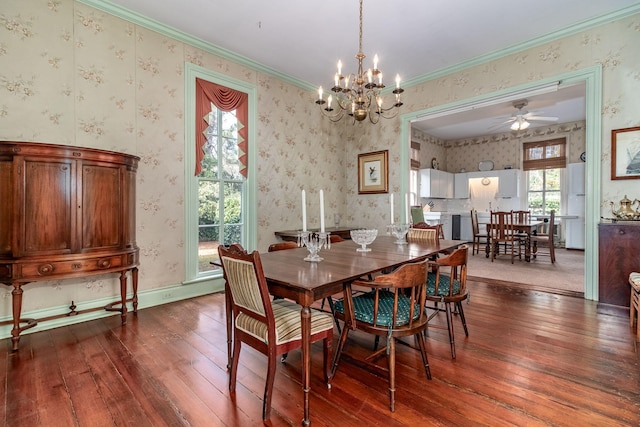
<box><xmin>487</xmin><ymin>119</ymin><xmax>514</xmax><ymax>131</ymax></box>
<box><xmin>527</xmin><ymin>116</ymin><xmax>558</xmax><ymax>122</ymax></box>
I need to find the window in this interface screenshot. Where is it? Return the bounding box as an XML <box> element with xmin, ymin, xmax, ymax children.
<box><xmin>185</xmin><ymin>65</ymin><xmax>256</xmax><ymax>284</ymax></box>
<box><xmin>527</xmin><ymin>168</ymin><xmax>561</xmax><ymax>215</ymax></box>
<box><xmin>198</xmin><ymin>105</ymin><xmax>244</xmax><ymax>273</ymax></box>
<box><xmin>523</xmin><ymin>138</ymin><xmax>566</xmax><ymax>215</ymax></box>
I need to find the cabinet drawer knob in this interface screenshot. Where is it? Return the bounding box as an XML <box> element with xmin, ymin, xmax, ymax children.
<box><xmin>38</xmin><ymin>264</ymin><xmax>54</xmax><ymax>275</ymax></box>
<box><xmin>619</xmin><ymin>230</ymin><xmax>626</xmax><ymax>235</ymax></box>
<box><xmin>98</xmin><ymin>259</ymin><xmax>111</xmax><ymax>269</ymax></box>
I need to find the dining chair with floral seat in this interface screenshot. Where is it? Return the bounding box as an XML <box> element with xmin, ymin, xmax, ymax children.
<box><xmin>218</xmin><ymin>244</ymin><xmax>334</xmax><ymax>421</ymax></box>
<box><xmin>425</xmin><ymin>244</ymin><xmax>469</xmax><ymax>359</ymax></box>
<box><xmin>329</xmin><ymin>260</ymin><xmax>432</xmax><ymax>412</ymax></box>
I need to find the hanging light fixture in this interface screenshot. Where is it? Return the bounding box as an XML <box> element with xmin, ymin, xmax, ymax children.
<box><xmin>315</xmin><ymin>0</ymin><xmax>403</xmax><ymax>124</ymax></box>
<box><xmin>511</xmin><ymin>116</ymin><xmax>530</xmax><ymax>131</ymax></box>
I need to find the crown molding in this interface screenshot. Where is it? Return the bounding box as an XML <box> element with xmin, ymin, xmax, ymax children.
<box><xmin>77</xmin><ymin>0</ymin><xmax>316</xmax><ymax>91</ymax></box>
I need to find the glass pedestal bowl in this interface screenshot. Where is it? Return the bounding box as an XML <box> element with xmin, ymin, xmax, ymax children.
<box><xmin>350</xmin><ymin>229</ymin><xmax>378</xmax><ymax>252</ymax></box>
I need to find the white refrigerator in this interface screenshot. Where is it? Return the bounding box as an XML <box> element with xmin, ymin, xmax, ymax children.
<box><xmin>566</xmin><ymin>163</ymin><xmax>585</xmax><ymax>249</ymax></box>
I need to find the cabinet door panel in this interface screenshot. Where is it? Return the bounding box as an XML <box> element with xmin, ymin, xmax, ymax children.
<box><xmin>0</xmin><ymin>159</ymin><xmax>12</xmax><ymax>255</ymax></box>
<box><xmin>81</xmin><ymin>163</ymin><xmax>122</xmax><ymax>250</ymax></box>
<box><xmin>22</xmin><ymin>159</ymin><xmax>75</xmax><ymax>255</ymax></box>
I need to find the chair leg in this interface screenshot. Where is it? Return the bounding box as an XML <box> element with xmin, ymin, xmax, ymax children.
<box><xmin>416</xmin><ymin>331</ymin><xmax>432</xmax><ymax>380</ymax></box>
<box><xmin>229</xmin><ymin>335</ymin><xmax>241</xmax><ymax>392</ymax></box>
<box><xmin>263</xmin><ymin>350</ymin><xmax>277</xmax><ymax>421</ymax></box>
<box><xmin>457</xmin><ymin>301</ymin><xmax>469</xmax><ymax>337</ymax></box>
<box><xmin>325</xmin><ymin>296</ymin><xmax>341</xmax><ymax>334</ymax></box>
<box><xmin>387</xmin><ymin>336</ymin><xmax>396</xmax><ymax>412</ymax></box>
<box><xmin>445</xmin><ymin>302</ymin><xmax>456</xmax><ymax>359</ymax></box>
<box><xmin>550</xmin><ymin>242</ymin><xmax>556</xmax><ymax>263</ymax></box>
<box><xmin>323</xmin><ymin>335</ymin><xmax>333</xmax><ymax>385</ymax></box>
<box><xmin>329</xmin><ymin>324</ymin><xmax>351</xmax><ymax>383</ymax></box>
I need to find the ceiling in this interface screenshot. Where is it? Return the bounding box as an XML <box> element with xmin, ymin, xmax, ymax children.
<box><xmin>106</xmin><ymin>0</ymin><xmax>638</xmax><ymax>139</ymax></box>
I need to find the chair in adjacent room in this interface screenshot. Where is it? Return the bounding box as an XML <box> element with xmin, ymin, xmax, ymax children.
<box><xmin>489</xmin><ymin>210</ymin><xmax>517</xmax><ymax>263</ymax></box>
<box><xmin>329</xmin><ymin>260</ymin><xmax>432</xmax><ymax>412</ymax></box>
<box><xmin>425</xmin><ymin>244</ymin><xmax>469</xmax><ymax>359</ymax></box>
<box><xmin>470</xmin><ymin>209</ymin><xmax>488</xmax><ymax>256</ymax></box>
<box><xmin>513</xmin><ymin>210</ymin><xmax>531</xmax><ymax>257</ymax></box>
<box><xmin>218</xmin><ymin>244</ymin><xmax>334</xmax><ymax>421</ymax></box>
<box><xmin>411</xmin><ymin>205</ymin><xmax>425</xmax><ymax>225</ymax></box>
<box><xmin>531</xmin><ymin>210</ymin><xmax>556</xmax><ymax>263</ymax></box>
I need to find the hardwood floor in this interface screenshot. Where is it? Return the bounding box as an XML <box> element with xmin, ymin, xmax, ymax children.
<box><xmin>2</xmin><ymin>281</ymin><xmax>638</xmax><ymax>426</ymax></box>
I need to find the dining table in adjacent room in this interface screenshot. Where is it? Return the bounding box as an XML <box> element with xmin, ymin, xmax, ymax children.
<box><xmin>485</xmin><ymin>219</ymin><xmax>544</xmax><ymax>262</ymax></box>
<box><xmin>255</xmin><ymin>235</ymin><xmax>465</xmax><ymax>426</ymax></box>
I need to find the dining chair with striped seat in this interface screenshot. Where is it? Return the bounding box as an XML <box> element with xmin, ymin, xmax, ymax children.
<box><xmin>218</xmin><ymin>244</ymin><xmax>334</xmax><ymax>421</ymax></box>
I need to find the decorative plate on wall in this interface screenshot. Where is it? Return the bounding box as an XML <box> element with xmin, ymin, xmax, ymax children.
<box><xmin>478</xmin><ymin>160</ymin><xmax>494</xmax><ymax>171</ymax></box>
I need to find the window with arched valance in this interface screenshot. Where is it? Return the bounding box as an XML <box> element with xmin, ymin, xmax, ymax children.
<box><xmin>195</xmin><ymin>78</ymin><xmax>248</xmax><ymax>177</ymax></box>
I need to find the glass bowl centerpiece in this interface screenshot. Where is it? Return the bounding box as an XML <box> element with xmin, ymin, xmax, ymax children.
<box><xmin>350</xmin><ymin>229</ymin><xmax>378</xmax><ymax>252</ymax></box>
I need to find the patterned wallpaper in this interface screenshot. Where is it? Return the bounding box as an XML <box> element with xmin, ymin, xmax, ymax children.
<box><xmin>1</xmin><ymin>0</ymin><xmax>639</xmax><ymax>317</ymax></box>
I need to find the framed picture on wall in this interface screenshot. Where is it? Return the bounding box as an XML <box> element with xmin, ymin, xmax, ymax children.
<box><xmin>358</xmin><ymin>150</ymin><xmax>388</xmax><ymax>194</ymax></box>
<box><xmin>611</xmin><ymin>126</ymin><xmax>640</xmax><ymax>180</ymax></box>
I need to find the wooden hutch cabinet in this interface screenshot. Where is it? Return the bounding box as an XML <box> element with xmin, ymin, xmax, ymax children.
<box><xmin>598</xmin><ymin>222</ymin><xmax>640</xmax><ymax>311</ymax></box>
<box><xmin>0</xmin><ymin>141</ymin><xmax>139</xmax><ymax>350</ymax></box>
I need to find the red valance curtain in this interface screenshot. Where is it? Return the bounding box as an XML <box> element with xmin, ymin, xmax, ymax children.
<box><xmin>195</xmin><ymin>78</ymin><xmax>248</xmax><ymax>177</ymax></box>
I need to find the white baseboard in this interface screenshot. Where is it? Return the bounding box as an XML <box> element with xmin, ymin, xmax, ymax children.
<box><xmin>0</xmin><ymin>277</ymin><xmax>225</xmax><ymax>341</ymax></box>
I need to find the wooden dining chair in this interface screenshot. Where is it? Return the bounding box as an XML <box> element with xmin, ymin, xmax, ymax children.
<box><xmin>407</xmin><ymin>227</ymin><xmax>438</xmax><ymax>242</ymax></box>
<box><xmin>218</xmin><ymin>244</ymin><xmax>334</xmax><ymax>421</ymax></box>
<box><xmin>412</xmin><ymin>221</ymin><xmax>445</xmax><ymax>239</ymax></box>
<box><xmin>489</xmin><ymin>210</ymin><xmax>517</xmax><ymax>263</ymax></box>
<box><xmin>531</xmin><ymin>210</ymin><xmax>556</xmax><ymax>263</ymax></box>
<box><xmin>513</xmin><ymin>210</ymin><xmax>531</xmax><ymax>257</ymax></box>
<box><xmin>470</xmin><ymin>209</ymin><xmax>488</xmax><ymax>256</ymax></box>
<box><xmin>329</xmin><ymin>260</ymin><xmax>432</xmax><ymax>412</ymax></box>
<box><xmin>425</xmin><ymin>244</ymin><xmax>469</xmax><ymax>359</ymax></box>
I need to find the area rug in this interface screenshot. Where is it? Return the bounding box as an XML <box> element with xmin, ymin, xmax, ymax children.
<box><xmin>466</xmin><ymin>247</ymin><xmax>584</xmax><ymax>296</ymax></box>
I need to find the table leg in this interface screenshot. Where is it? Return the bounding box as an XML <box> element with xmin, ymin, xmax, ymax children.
<box><xmin>301</xmin><ymin>304</ymin><xmax>311</xmax><ymax>427</ymax></box>
<box><xmin>525</xmin><ymin>234</ymin><xmax>532</xmax><ymax>262</ymax></box>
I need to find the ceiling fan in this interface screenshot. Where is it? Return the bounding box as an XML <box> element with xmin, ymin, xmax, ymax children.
<box><xmin>493</xmin><ymin>99</ymin><xmax>559</xmax><ymax>131</ymax></box>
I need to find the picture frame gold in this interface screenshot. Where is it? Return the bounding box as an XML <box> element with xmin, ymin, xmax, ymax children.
<box><xmin>358</xmin><ymin>150</ymin><xmax>388</xmax><ymax>194</ymax></box>
<box><xmin>611</xmin><ymin>126</ymin><xmax>640</xmax><ymax>180</ymax></box>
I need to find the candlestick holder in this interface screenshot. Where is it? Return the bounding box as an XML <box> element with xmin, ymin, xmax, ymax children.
<box><xmin>387</xmin><ymin>223</ymin><xmax>410</xmax><ymax>245</ymax></box>
<box><xmin>297</xmin><ymin>231</ymin><xmax>330</xmax><ymax>262</ymax></box>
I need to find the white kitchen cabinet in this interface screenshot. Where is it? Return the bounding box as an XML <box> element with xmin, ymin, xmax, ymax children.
<box><xmin>497</xmin><ymin>169</ymin><xmax>520</xmax><ymax>198</ymax></box>
<box><xmin>460</xmin><ymin>212</ymin><xmax>473</xmax><ymax>242</ymax></box>
<box><xmin>420</xmin><ymin>168</ymin><xmax>453</xmax><ymax>198</ymax></box>
<box><xmin>454</xmin><ymin>172</ymin><xmax>469</xmax><ymax>198</ymax></box>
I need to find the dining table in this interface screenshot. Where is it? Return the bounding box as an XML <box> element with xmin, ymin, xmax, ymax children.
<box><xmin>254</xmin><ymin>235</ymin><xmax>465</xmax><ymax>426</ymax></box>
<box><xmin>485</xmin><ymin>220</ymin><xmax>544</xmax><ymax>261</ymax></box>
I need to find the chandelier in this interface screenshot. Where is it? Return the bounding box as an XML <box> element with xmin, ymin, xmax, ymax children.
<box><xmin>315</xmin><ymin>0</ymin><xmax>404</xmax><ymax>124</ymax></box>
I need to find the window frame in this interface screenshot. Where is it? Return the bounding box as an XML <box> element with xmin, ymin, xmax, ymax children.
<box><xmin>184</xmin><ymin>63</ymin><xmax>257</xmax><ymax>285</ymax></box>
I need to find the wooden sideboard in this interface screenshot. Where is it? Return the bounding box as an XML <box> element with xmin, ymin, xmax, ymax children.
<box><xmin>0</xmin><ymin>141</ymin><xmax>139</xmax><ymax>350</ymax></box>
<box><xmin>598</xmin><ymin>222</ymin><xmax>640</xmax><ymax>311</ymax></box>
<box><xmin>274</xmin><ymin>227</ymin><xmax>359</xmax><ymax>242</ymax></box>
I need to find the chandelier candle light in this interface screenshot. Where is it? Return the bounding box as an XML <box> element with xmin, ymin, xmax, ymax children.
<box><xmin>315</xmin><ymin>0</ymin><xmax>404</xmax><ymax>124</ymax></box>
